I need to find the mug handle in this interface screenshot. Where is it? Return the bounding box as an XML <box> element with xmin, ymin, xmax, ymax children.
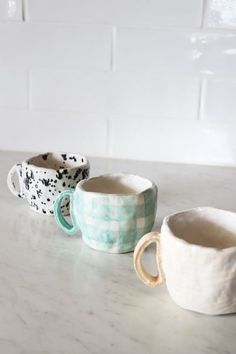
<box><xmin>134</xmin><ymin>232</ymin><xmax>165</xmax><ymax>287</ymax></box>
<box><xmin>54</xmin><ymin>189</ymin><xmax>78</xmax><ymax>235</ymax></box>
<box><xmin>7</xmin><ymin>163</ymin><xmax>25</xmax><ymax>199</ymax></box>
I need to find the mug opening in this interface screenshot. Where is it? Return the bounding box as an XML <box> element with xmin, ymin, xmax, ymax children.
<box><xmin>26</xmin><ymin>152</ymin><xmax>88</xmax><ymax>171</ymax></box>
<box><xmin>79</xmin><ymin>174</ymin><xmax>153</xmax><ymax>195</ymax></box>
<box><xmin>167</xmin><ymin>207</ymin><xmax>236</xmax><ymax>249</ymax></box>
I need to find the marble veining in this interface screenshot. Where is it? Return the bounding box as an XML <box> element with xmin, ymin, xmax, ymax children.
<box><xmin>1</xmin><ymin>151</ymin><xmax>236</xmax><ymax>353</ymax></box>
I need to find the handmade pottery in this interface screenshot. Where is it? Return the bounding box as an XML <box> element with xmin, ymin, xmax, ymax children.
<box><xmin>54</xmin><ymin>173</ymin><xmax>157</xmax><ymax>253</ymax></box>
<box><xmin>7</xmin><ymin>152</ymin><xmax>89</xmax><ymax>215</ymax></box>
<box><xmin>134</xmin><ymin>207</ymin><xmax>236</xmax><ymax>315</ymax></box>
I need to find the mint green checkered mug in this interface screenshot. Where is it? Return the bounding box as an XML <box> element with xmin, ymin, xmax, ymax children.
<box><xmin>54</xmin><ymin>173</ymin><xmax>157</xmax><ymax>253</ymax></box>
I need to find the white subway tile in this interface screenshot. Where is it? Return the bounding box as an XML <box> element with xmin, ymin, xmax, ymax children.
<box><xmin>31</xmin><ymin>70</ymin><xmax>110</xmax><ymax>114</ymax></box>
<box><xmin>116</xmin><ymin>29</ymin><xmax>236</xmax><ymax>77</ymax></box>
<box><xmin>206</xmin><ymin>0</ymin><xmax>236</xmax><ymax>29</ymax></box>
<box><xmin>31</xmin><ymin>70</ymin><xmax>199</xmax><ymax>119</ymax></box>
<box><xmin>197</xmin><ymin>32</ymin><xmax>236</xmax><ymax>77</ymax></box>
<box><xmin>0</xmin><ymin>0</ymin><xmax>22</xmax><ymax>21</ymax></box>
<box><xmin>0</xmin><ymin>70</ymin><xmax>27</xmax><ymax>108</ymax></box>
<box><xmin>25</xmin><ymin>0</ymin><xmax>203</xmax><ymax>28</ymax></box>
<box><xmin>0</xmin><ymin>24</ymin><xmax>111</xmax><ymax>70</ymax></box>
<box><xmin>0</xmin><ymin>110</ymin><xmax>108</xmax><ymax>156</ymax></box>
<box><xmin>201</xmin><ymin>79</ymin><xmax>236</xmax><ymax>122</ymax></box>
<box><xmin>111</xmin><ymin>73</ymin><xmax>200</xmax><ymax>119</ymax></box>
<box><xmin>110</xmin><ymin>116</ymin><xmax>236</xmax><ymax>165</ymax></box>
<box><xmin>117</xmin><ymin>29</ymin><xmax>195</xmax><ymax>74</ymax></box>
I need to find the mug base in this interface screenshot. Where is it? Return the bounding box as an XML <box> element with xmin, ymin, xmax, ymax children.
<box><xmin>168</xmin><ymin>289</ymin><xmax>236</xmax><ymax>315</ymax></box>
<box><xmin>82</xmin><ymin>237</ymin><xmax>136</xmax><ymax>254</ymax></box>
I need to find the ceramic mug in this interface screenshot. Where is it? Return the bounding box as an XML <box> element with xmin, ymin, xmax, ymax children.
<box><xmin>54</xmin><ymin>173</ymin><xmax>157</xmax><ymax>253</ymax></box>
<box><xmin>7</xmin><ymin>152</ymin><xmax>89</xmax><ymax>215</ymax></box>
<box><xmin>134</xmin><ymin>207</ymin><xmax>236</xmax><ymax>315</ymax></box>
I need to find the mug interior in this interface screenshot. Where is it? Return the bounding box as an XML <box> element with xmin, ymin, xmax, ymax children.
<box><xmin>167</xmin><ymin>207</ymin><xmax>236</xmax><ymax>249</ymax></box>
<box><xmin>80</xmin><ymin>174</ymin><xmax>152</xmax><ymax>195</ymax></box>
<box><xmin>27</xmin><ymin>152</ymin><xmax>87</xmax><ymax>170</ymax></box>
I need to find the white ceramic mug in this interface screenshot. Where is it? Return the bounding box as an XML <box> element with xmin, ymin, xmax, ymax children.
<box><xmin>134</xmin><ymin>207</ymin><xmax>236</xmax><ymax>315</ymax></box>
<box><xmin>7</xmin><ymin>152</ymin><xmax>89</xmax><ymax>215</ymax></box>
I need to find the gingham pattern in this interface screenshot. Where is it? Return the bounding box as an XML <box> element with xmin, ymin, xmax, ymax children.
<box><xmin>73</xmin><ymin>185</ymin><xmax>157</xmax><ymax>253</ymax></box>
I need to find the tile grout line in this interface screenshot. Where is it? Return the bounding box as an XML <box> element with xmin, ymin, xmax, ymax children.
<box><xmin>13</xmin><ymin>21</ymin><xmax>236</xmax><ymax>33</ymax></box>
<box><xmin>197</xmin><ymin>77</ymin><xmax>205</xmax><ymax>121</ymax></box>
<box><xmin>21</xmin><ymin>0</ymin><xmax>26</xmax><ymax>22</ymax></box>
<box><xmin>106</xmin><ymin>117</ymin><xmax>113</xmax><ymax>157</ymax></box>
<box><xmin>28</xmin><ymin>70</ymin><xmax>33</xmax><ymax>111</ymax></box>
<box><xmin>111</xmin><ymin>26</ymin><xmax>117</xmax><ymax>72</ymax></box>
<box><xmin>200</xmin><ymin>0</ymin><xmax>207</xmax><ymax>29</ymax></box>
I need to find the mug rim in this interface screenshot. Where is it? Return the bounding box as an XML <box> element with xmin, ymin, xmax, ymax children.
<box><xmin>162</xmin><ymin>206</ymin><xmax>236</xmax><ymax>253</ymax></box>
<box><xmin>22</xmin><ymin>152</ymin><xmax>90</xmax><ymax>172</ymax></box>
<box><xmin>76</xmin><ymin>172</ymin><xmax>157</xmax><ymax>196</ymax></box>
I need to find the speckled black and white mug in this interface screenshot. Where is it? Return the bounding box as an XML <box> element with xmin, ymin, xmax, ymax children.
<box><xmin>7</xmin><ymin>152</ymin><xmax>90</xmax><ymax>215</ymax></box>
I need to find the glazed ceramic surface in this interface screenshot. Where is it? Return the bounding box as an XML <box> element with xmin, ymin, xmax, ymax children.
<box><xmin>54</xmin><ymin>173</ymin><xmax>157</xmax><ymax>253</ymax></box>
<box><xmin>134</xmin><ymin>207</ymin><xmax>236</xmax><ymax>315</ymax></box>
<box><xmin>7</xmin><ymin>152</ymin><xmax>89</xmax><ymax>215</ymax></box>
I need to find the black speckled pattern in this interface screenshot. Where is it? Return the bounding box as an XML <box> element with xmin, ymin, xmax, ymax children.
<box><xmin>15</xmin><ymin>153</ymin><xmax>89</xmax><ymax>215</ymax></box>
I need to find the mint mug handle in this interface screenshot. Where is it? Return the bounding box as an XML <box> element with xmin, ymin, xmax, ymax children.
<box><xmin>54</xmin><ymin>189</ymin><xmax>78</xmax><ymax>235</ymax></box>
<box><xmin>7</xmin><ymin>163</ymin><xmax>25</xmax><ymax>198</ymax></box>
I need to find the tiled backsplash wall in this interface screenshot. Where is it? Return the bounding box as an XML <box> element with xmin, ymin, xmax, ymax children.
<box><xmin>1</xmin><ymin>0</ymin><xmax>236</xmax><ymax>165</ymax></box>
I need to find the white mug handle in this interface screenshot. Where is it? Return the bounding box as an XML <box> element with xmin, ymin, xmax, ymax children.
<box><xmin>7</xmin><ymin>164</ymin><xmax>25</xmax><ymax>199</ymax></box>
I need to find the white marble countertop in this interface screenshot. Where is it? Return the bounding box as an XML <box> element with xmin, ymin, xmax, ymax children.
<box><xmin>1</xmin><ymin>151</ymin><xmax>236</xmax><ymax>354</ymax></box>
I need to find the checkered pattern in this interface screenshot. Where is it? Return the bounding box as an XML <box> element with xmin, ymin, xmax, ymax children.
<box><xmin>74</xmin><ymin>185</ymin><xmax>157</xmax><ymax>253</ymax></box>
